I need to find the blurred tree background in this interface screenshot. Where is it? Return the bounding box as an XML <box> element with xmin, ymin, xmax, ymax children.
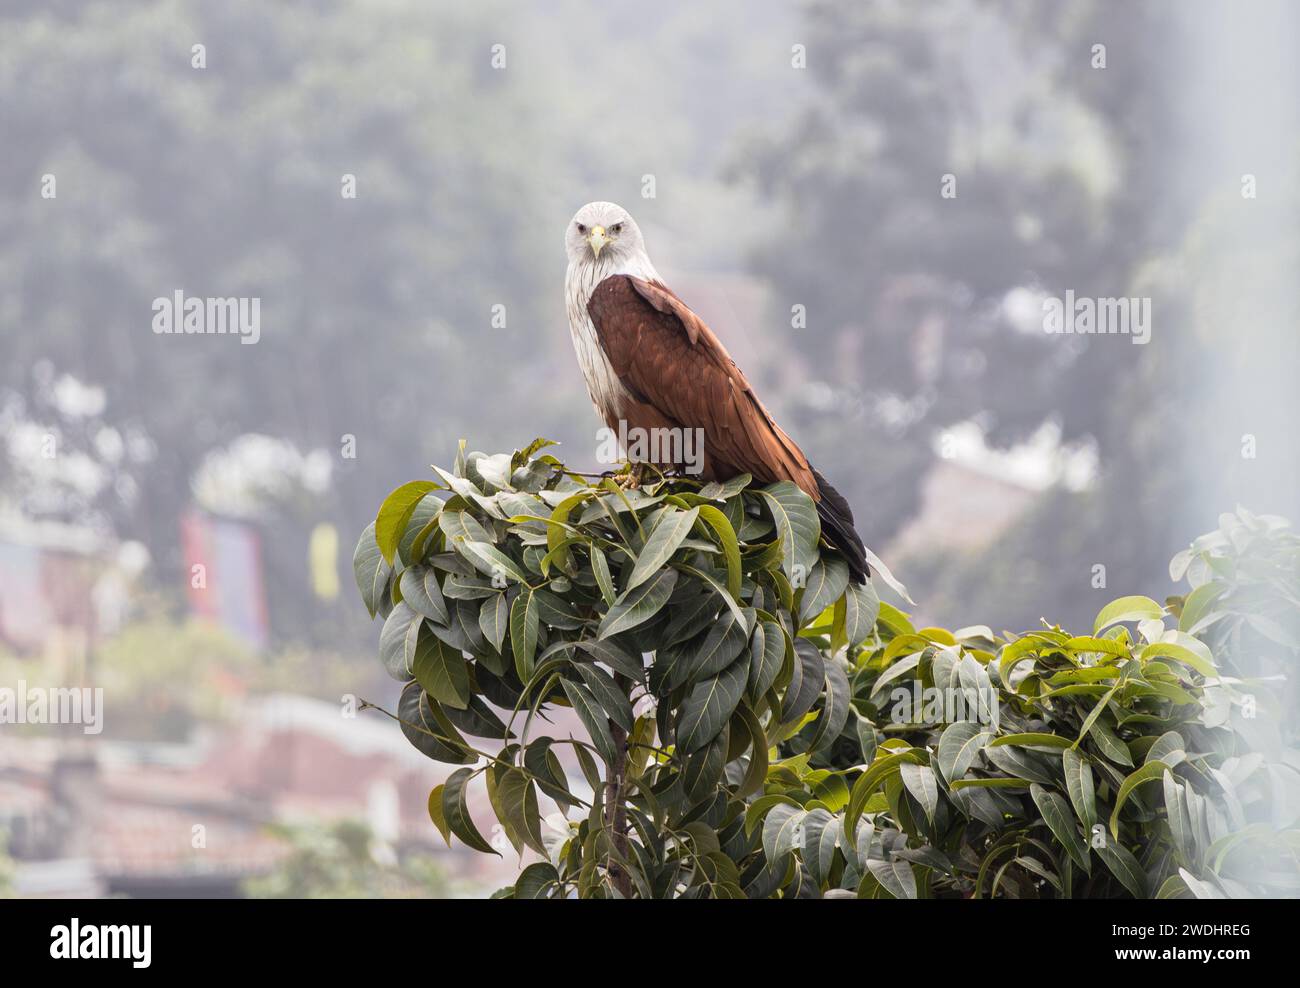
<box><xmin>243</xmin><ymin>820</ymin><xmax>452</xmax><ymax>898</ymax></box>
<box><xmin>1</xmin><ymin>0</ymin><xmax>1297</xmax><ymax>652</ymax></box>
<box><xmin>736</xmin><ymin>0</ymin><xmax>1300</xmax><ymax>631</ymax></box>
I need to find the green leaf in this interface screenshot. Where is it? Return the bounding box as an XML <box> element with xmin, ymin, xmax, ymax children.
<box><xmin>533</xmin><ymin>589</ymin><xmax>582</xmax><ymax>630</ymax></box>
<box><xmin>1163</xmin><ymin>771</ymin><xmax>1195</xmax><ymax>864</ymax></box>
<box><xmin>801</xmin><ymin>808</ymin><xmax>838</xmax><ymax>887</ymax></box>
<box><xmin>561</xmin><ymin>679</ymin><xmax>617</xmax><ymax>766</ymax></box>
<box><xmin>1139</xmin><ymin>641</ymin><xmax>1217</xmax><ymax>679</ymax></box>
<box><xmin>575</xmin><ymin>663</ymin><xmax>635</xmax><ymax>734</ymax></box>
<box><xmin>900</xmin><ymin>762</ymin><xmax>939</xmax><ymax>824</ymax></box>
<box><xmin>398</xmin><ymin>496</ymin><xmax>442</xmax><ymax>566</ymax></box>
<box><xmin>1094</xmin><ymin>595</ymin><xmax>1164</xmax><ymax>634</ymax></box>
<box><xmin>937</xmin><ymin>721</ymin><xmax>993</xmax><ymax>781</ymax></box>
<box><xmin>862</xmin><ymin>548</ymin><xmax>914</xmax><ymax>606</ymax></box>
<box><xmin>442</xmin><ymin>768</ymin><xmax>498</xmax><ymax>855</ymax></box>
<box><xmin>780</xmin><ymin>638</ymin><xmax>825</xmax><ymax>727</ymax></box>
<box><xmin>524</xmin><ymin>738</ymin><xmax>575</xmax><ymax>811</ymax></box>
<box><xmin>1031</xmin><ymin>783</ymin><xmax>1089</xmax><ymax>873</ymax></box>
<box><xmin>1096</xmin><ymin>839</ymin><xmax>1146</xmax><ymax>897</ymax></box>
<box><xmin>748</xmin><ymin>619</ymin><xmax>786</xmax><ymax>699</ymax></box>
<box><xmin>398</xmin><ymin>683</ymin><xmax>473</xmax><ymax>764</ymax></box>
<box><xmin>1064</xmin><ymin>636</ymin><xmax>1131</xmax><ymax>658</ymax></box>
<box><xmin>492</xmin><ymin>767</ymin><xmax>547</xmax><ymax>855</ymax></box>
<box><xmin>758</xmin><ymin>482</ymin><xmax>821</xmax><ymax>581</ymax></box>
<box><xmin>624</xmin><ymin>714</ymin><xmax>656</xmax><ymax>782</ymax></box>
<box><xmin>695</xmin><ymin>504</ymin><xmax>743</xmax><ymax>599</ymax></box>
<box><xmin>845</xmin><ymin>750</ymin><xmax>925</xmax><ymax>838</ymax></box>
<box><xmin>761</xmin><ymin>803</ymin><xmax>807</xmax><ymax>864</ymax></box>
<box><xmin>626</xmin><ymin>506</ymin><xmax>698</xmax><ymax>592</ymax></box>
<box><xmin>353</xmin><ymin>522</ymin><xmax>391</xmax><ymax>618</ymax></box>
<box><xmin>699</xmin><ymin>474</ymin><xmax>751</xmax><ymax>500</ymax></box>
<box><xmin>1074</xmin><ymin>682</ymin><xmax>1120</xmax><ymax>746</ymax></box>
<box><xmin>1062</xmin><ymin>747</ymin><xmax>1097</xmax><ymax>831</ymax></box>
<box><xmin>866</xmin><ymin>858</ymin><xmax>917</xmax><ymax>899</ymax></box>
<box><xmin>808</xmin><ymin>657</ymin><xmax>852</xmax><ymax>754</ymax></box>
<box><xmin>734</xmin><ymin>703</ymin><xmax>769</xmax><ymax>798</ymax></box>
<box><xmin>399</xmin><ymin>565</ymin><xmax>449</xmax><ymax>625</ymax></box>
<box><xmin>514</xmin><ymin>862</ymin><xmax>560</xmax><ymax>899</ymax></box>
<box><xmin>676</xmin><ymin>563</ymin><xmax>747</xmax><ymax>628</ymax></box>
<box><xmin>843</xmin><ymin>579</ymin><xmax>881</xmax><ymax>647</ymax></box>
<box><xmin>949</xmin><ymin>777</ymin><xmax>1030</xmax><ymax>790</ymax></box>
<box><xmin>459</xmin><ymin>540</ymin><xmax>532</xmax><ymax>585</ymax></box>
<box><xmin>1177</xmin><ymin>580</ymin><xmax>1228</xmax><ymax>634</ymax></box>
<box><xmin>590</xmin><ymin>545</ymin><xmax>616</xmax><ymax>605</ymax></box>
<box><xmin>1154</xmin><ymin>874</ymin><xmax>1192</xmax><ymax>899</ymax></box>
<box><xmin>985</xmin><ymin>743</ymin><xmax>1057</xmax><ymax>783</ymax></box>
<box><xmin>378</xmin><ymin>603</ymin><xmax>422</xmax><ymax>681</ymax></box>
<box><xmin>376</xmin><ymin>481</ymin><xmax>439</xmax><ymax>564</ymax></box>
<box><xmin>799</xmin><ymin>557</ymin><xmax>850</xmax><ymax>623</ymax></box>
<box><xmin>478</xmin><ymin>593</ymin><xmax>509</xmax><ymax>653</ymax></box>
<box><xmin>573</xmin><ymin>741</ymin><xmax>602</xmax><ymax>795</ymax></box>
<box><xmin>1088</xmin><ymin>716</ymin><xmax>1134</xmax><ymax>767</ymax></box>
<box><xmin>412</xmin><ymin>634</ymin><xmax>472</xmax><ymax>709</ymax></box>
<box><xmin>441</xmin><ymin>694</ymin><xmax>510</xmax><ymax>740</ymax></box>
<box><xmin>997</xmin><ymin>636</ymin><xmax>1045</xmax><ymax>689</ymax></box>
<box><xmin>990</xmin><ymin>732</ymin><xmax>1074</xmax><ymax>751</ymax></box>
<box><xmin>682</xmin><ymin>724</ymin><xmax>729</xmax><ymax>802</ymax></box>
<box><xmin>427</xmin><ymin>784</ymin><xmax>451</xmax><ymax>845</ymax></box>
<box><xmin>598</xmin><ymin>568</ymin><xmax>677</xmax><ymax>639</ymax></box>
<box><xmin>1146</xmin><ymin>731</ymin><xmax>1186</xmax><ymax>767</ymax></box>
<box><xmin>556</xmin><ymin>638</ymin><xmax>642</xmax><ymax>682</ymax></box>
<box><xmin>675</xmin><ymin>606</ymin><xmax>748</xmax><ymax>687</ymax></box>
<box><xmin>1110</xmin><ymin>761</ymin><xmax>1169</xmax><ymax>838</ymax></box>
<box><xmin>856</xmin><ymin>715</ymin><xmax>879</xmax><ymax>765</ymax></box>
<box><xmin>869</xmin><ymin>650</ymin><xmax>924</xmax><ymax>699</ymax></box>
<box><xmin>510</xmin><ymin>589</ymin><xmax>539</xmax><ymax>682</ymax></box>
<box><xmin>676</xmin><ymin>654</ymin><xmax>749</xmax><ymax>752</ymax></box>
<box><xmin>438</xmin><ymin>508</ymin><xmax>494</xmax><ymax>551</ymax></box>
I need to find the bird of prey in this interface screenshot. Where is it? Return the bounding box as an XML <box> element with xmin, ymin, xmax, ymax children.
<box><xmin>563</xmin><ymin>201</ymin><xmax>869</xmax><ymax>582</ymax></box>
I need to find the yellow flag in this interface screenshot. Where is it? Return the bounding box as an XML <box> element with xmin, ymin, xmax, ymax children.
<box><xmin>309</xmin><ymin>523</ymin><xmax>340</xmax><ymax>601</ymax></box>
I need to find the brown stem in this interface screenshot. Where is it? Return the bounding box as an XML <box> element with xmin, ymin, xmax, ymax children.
<box><xmin>604</xmin><ymin>677</ymin><xmax>634</xmax><ymax>898</ymax></box>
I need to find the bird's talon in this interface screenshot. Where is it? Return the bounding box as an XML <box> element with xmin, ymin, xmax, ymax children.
<box><xmin>610</xmin><ymin>463</ymin><xmax>645</xmax><ymax>490</ymax></box>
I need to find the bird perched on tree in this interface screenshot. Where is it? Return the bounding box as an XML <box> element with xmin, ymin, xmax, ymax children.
<box><xmin>564</xmin><ymin>200</ymin><xmax>869</xmax><ymax>582</ymax></box>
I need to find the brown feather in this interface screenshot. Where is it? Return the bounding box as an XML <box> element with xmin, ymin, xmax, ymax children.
<box><xmin>586</xmin><ymin>274</ymin><xmax>819</xmax><ymax>496</ymax></box>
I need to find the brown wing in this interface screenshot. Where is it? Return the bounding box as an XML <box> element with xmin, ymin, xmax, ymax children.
<box><xmin>586</xmin><ymin>274</ymin><xmax>818</xmax><ymax>496</ymax></box>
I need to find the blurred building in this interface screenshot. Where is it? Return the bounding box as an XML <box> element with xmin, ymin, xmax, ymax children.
<box><xmin>0</xmin><ymin>694</ymin><xmax>517</xmax><ymax>897</ymax></box>
<box><xmin>0</xmin><ymin>511</ymin><xmax>107</xmax><ymax>666</ymax></box>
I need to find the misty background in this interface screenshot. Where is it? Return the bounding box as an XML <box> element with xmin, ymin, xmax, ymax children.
<box><xmin>1</xmin><ymin>0</ymin><xmax>1297</xmax><ymax>896</ymax></box>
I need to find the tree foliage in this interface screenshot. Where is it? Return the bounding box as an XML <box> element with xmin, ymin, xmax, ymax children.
<box><xmin>355</xmin><ymin>441</ymin><xmax>1300</xmax><ymax>898</ymax></box>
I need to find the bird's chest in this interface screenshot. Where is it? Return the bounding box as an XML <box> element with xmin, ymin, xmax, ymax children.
<box><xmin>566</xmin><ymin>266</ymin><xmax>634</xmax><ymax>424</ymax></box>
<box><xmin>569</xmin><ymin>317</ymin><xmax>625</xmax><ymax>421</ymax></box>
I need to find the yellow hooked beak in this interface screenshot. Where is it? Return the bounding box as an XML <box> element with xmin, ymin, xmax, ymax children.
<box><xmin>587</xmin><ymin>224</ymin><xmax>610</xmax><ymax>258</ymax></box>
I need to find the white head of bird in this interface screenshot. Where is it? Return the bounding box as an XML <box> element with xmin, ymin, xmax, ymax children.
<box><xmin>564</xmin><ymin>201</ymin><xmax>652</xmax><ymax>272</ymax></box>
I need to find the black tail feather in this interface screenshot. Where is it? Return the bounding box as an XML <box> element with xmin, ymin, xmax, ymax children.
<box><xmin>811</xmin><ymin>467</ymin><xmax>869</xmax><ymax>583</ymax></box>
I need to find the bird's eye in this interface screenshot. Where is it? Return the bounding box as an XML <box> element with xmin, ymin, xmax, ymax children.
<box><xmin>611</xmin><ymin>223</ymin><xmax>623</xmax><ymax>234</ymax></box>
<box><xmin>576</xmin><ymin>223</ymin><xmax>587</xmax><ymax>235</ymax></box>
